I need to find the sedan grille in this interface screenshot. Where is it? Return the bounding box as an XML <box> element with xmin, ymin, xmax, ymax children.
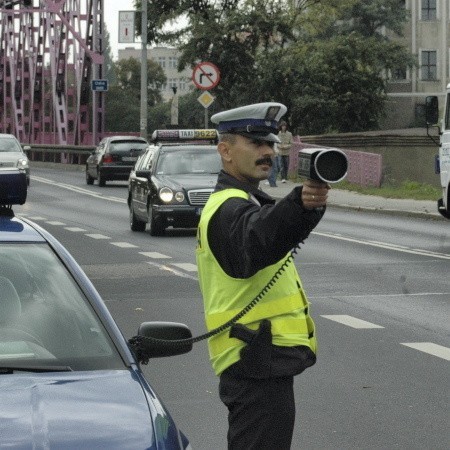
<box><xmin>0</xmin><ymin>162</ymin><xmax>15</xmax><ymax>168</ymax></box>
<box><xmin>188</xmin><ymin>189</ymin><xmax>213</xmax><ymax>206</ymax></box>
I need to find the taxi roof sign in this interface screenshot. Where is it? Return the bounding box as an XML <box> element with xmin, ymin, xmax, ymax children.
<box><xmin>151</xmin><ymin>129</ymin><xmax>218</xmax><ymax>143</ymax></box>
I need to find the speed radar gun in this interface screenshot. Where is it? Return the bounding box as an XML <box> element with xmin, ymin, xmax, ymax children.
<box><xmin>298</xmin><ymin>148</ymin><xmax>348</xmax><ymax>183</ymax></box>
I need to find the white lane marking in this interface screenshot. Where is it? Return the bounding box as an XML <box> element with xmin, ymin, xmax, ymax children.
<box><xmin>146</xmin><ymin>261</ymin><xmax>198</xmax><ymax>281</ymax></box>
<box><xmin>45</xmin><ymin>221</ymin><xmax>66</xmax><ymax>225</ymax></box>
<box><xmin>27</xmin><ymin>216</ymin><xmax>47</xmax><ymax>220</ymax></box>
<box><xmin>139</xmin><ymin>251</ymin><xmax>172</xmax><ymax>259</ymax></box>
<box><xmin>401</xmin><ymin>342</ymin><xmax>450</xmax><ymax>362</ymax></box>
<box><xmin>321</xmin><ymin>315</ymin><xmax>384</xmax><ymax>329</ymax></box>
<box><xmin>313</xmin><ymin>231</ymin><xmax>450</xmax><ymax>260</ymax></box>
<box><xmin>32</xmin><ymin>175</ymin><xmax>127</xmax><ymax>204</ymax></box>
<box><xmin>311</xmin><ymin>292</ymin><xmax>449</xmax><ymax>299</ymax></box>
<box><xmin>111</xmin><ymin>242</ymin><xmax>138</xmax><ymax>248</ymax></box>
<box><xmin>64</xmin><ymin>227</ymin><xmax>87</xmax><ymax>232</ymax></box>
<box><xmin>32</xmin><ymin>176</ymin><xmax>449</xmax><ymax>259</ymax></box>
<box><xmin>85</xmin><ymin>234</ymin><xmax>110</xmax><ymax>240</ymax></box>
<box><xmin>171</xmin><ymin>263</ymin><xmax>198</xmax><ymax>272</ymax></box>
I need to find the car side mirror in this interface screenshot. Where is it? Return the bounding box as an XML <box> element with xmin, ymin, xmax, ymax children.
<box><xmin>425</xmin><ymin>96</ymin><xmax>441</xmax><ymax>145</ymax></box>
<box><xmin>425</xmin><ymin>96</ymin><xmax>439</xmax><ymax>125</ymax></box>
<box><xmin>128</xmin><ymin>321</ymin><xmax>193</xmax><ymax>363</ymax></box>
<box><xmin>136</xmin><ymin>169</ymin><xmax>151</xmax><ymax>178</ymax></box>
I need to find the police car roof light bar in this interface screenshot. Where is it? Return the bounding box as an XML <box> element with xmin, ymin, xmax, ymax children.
<box><xmin>0</xmin><ymin>170</ymin><xmax>28</xmax><ymax>214</ymax></box>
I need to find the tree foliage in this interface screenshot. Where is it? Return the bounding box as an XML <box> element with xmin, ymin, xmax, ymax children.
<box><xmin>129</xmin><ymin>0</ymin><xmax>414</xmax><ymax>134</ymax></box>
<box><xmin>105</xmin><ymin>57</ymin><xmax>166</xmax><ymax>132</ymax></box>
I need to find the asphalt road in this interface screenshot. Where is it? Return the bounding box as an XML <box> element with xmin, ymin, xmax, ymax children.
<box><xmin>15</xmin><ymin>167</ymin><xmax>450</xmax><ymax>450</ymax></box>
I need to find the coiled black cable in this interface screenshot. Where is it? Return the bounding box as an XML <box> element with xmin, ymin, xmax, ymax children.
<box><xmin>128</xmin><ymin>245</ymin><xmax>301</xmax><ymax>361</ymax></box>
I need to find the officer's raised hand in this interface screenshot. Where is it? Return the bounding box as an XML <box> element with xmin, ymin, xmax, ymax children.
<box><xmin>301</xmin><ymin>179</ymin><xmax>330</xmax><ymax>210</ymax></box>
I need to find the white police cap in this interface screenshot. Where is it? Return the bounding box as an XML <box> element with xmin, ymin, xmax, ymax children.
<box><xmin>211</xmin><ymin>102</ymin><xmax>287</xmax><ymax>143</ymax></box>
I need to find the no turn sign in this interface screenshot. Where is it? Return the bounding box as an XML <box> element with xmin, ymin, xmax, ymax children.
<box><xmin>192</xmin><ymin>62</ymin><xmax>221</xmax><ymax>90</ymax></box>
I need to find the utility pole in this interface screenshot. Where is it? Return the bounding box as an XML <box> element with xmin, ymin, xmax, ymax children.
<box><xmin>140</xmin><ymin>0</ymin><xmax>148</xmax><ymax>139</ymax></box>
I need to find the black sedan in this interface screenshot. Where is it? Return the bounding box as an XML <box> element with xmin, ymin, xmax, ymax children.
<box><xmin>128</xmin><ymin>130</ymin><xmax>221</xmax><ymax>236</ymax></box>
<box><xmin>86</xmin><ymin>135</ymin><xmax>149</xmax><ymax>186</ymax></box>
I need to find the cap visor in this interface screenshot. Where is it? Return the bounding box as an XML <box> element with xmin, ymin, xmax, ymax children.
<box><xmin>237</xmin><ymin>132</ymin><xmax>280</xmax><ymax>143</ymax></box>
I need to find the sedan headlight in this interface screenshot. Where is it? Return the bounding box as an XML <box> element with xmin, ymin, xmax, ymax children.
<box><xmin>159</xmin><ymin>187</ymin><xmax>174</xmax><ymax>203</ymax></box>
<box><xmin>174</xmin><ymin>191</ymin><xmax>185</xmax><ymax>202</ymax></box>
<box><xmin>158</xmin><ymin>188</ymin><xmax>185</xmax><ymax>203</ymax></box>
<box><xmin>17</xmin><ymin>158</ymin><xmax>29</xmax><ymax>169</ymax></box>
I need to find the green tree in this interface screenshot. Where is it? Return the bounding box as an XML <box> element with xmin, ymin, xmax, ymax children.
<box><xmin>133</xmin><ymin>0</ymin><xmax>414</xmax><ymax>134</ymax></box>
<box><xmin>102</xmin><ymin>25</ymin><xmax>116</xmax><ymax>86</ymax></box>
<box><xmin>105</xmin><ymin>57</ymin><xmax>166</xmax><ymax>133</ymax></box>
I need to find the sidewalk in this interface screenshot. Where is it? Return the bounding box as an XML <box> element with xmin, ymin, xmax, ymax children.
<box><xmin>260</xmin><ymin>180</ymin><xmax>443</xmax><ymax>220</ymax></box>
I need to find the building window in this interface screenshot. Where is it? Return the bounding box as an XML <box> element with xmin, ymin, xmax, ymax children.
<box><xmin>421</xmin><ymin>50</ymin><xmax>437</xmax><ymax>80</ymax></box>
<box><xmin>168</xmin><ymin>78</ymin><xmax>177</xmax><ymax>90</ymax></box>
<box><xmin>179</xmin><ymin>78</ymin><xmax>186</xmax><ymax>91</ymax></box>
<box><xmin>391</xmin><ymin>67</ymin><xmax>407</xmax><ymax>81</ymax></box>
<box><xmin>158</xmin><ymin>57</ymin><xmax>166</xmax><ymax>68</ymax></box>
<box><xmin>168</xmin><ymin>56</ymin><xmax>178</xmax><ymax>69</ymax></box>
<box><xmin>421</xmin><ymin>0</ymin><xmax>437</xmax><ymax>20</ymax></box>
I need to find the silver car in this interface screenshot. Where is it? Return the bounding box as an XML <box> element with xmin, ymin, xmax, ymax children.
<box><xmin>0</xmin><ymin>134</ymin><xmax>30</xmax><ymax>186</ymax></box>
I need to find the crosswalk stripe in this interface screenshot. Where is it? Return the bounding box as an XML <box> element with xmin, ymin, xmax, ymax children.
<box><xmin>146</xmin><ymin>262</ymin><xmax>198</xmax><ymax>281</ymax></box>
<box><xmin>321</xmin><ymin>315</ymin><xmax>384</xmax><ymax>329</ymax></box>
<box><xmin>111</xmin><ymin>242</ymin><xmax>138</xmax><ymax>248</ymax></box>
<box><xmin>139</xmin><ymin>251</ymin><xmax>171</xmax><ymax>259</ymax></box>
<box><xmin>401</xmin><ymin>342</ymin><xmax>450</xmax><ymax>361</ymax></box>
<box><xmin>45</xmin><ymin>221</ymin><xmax>66</xmax><ymax>225</ymax></box>
<box><xmin>171</xmin><ymin>263</ymin><xmax>198</xmax><ymax>272</ymax></box>
<box><xmin>85</xmin><ymin>234</ymin><xmax>110</xmax><ymax>239</ymax></box>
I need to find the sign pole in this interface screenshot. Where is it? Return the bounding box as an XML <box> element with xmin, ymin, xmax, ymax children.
<box><xmin>140</xmin><ymin>1</ymin><xmax>148</xmax><ymax>139</ymax></box>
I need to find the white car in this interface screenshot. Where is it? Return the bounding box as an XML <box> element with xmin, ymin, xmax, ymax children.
<box><xmin>0</xmin><ymin>134</ymin><xmax>31</xmax><ymax>185</ymax></box>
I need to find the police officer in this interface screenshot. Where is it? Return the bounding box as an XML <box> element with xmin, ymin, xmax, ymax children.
<box><xmin>196</xmin><ymin>102</ymin><xmax>329</xmax><ymax>449</ymax></box>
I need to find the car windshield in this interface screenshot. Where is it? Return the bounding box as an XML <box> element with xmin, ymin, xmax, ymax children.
<box><xmin>0</xmin><ymin>244</ymin><xmax>125</xmax><ymax>371</ymax></box>
<box><xmin>0</xmin><ymin>137</ymin><xmax>22</xmax><ymax>153</ymax></box>
<box><xmin>156</xmin><ymin>148</ymin><xmax>221</xmax><ymax>175</ymax></box>
<box><xmin>109</xmin><ymin>141</ymin><xmax>148</xmax><ymax>153</ymax></box>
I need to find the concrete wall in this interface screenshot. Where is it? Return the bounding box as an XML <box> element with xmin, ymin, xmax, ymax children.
<box><xmin>299</xmin><ymin>130</ymin><xmax>440</xmax><ymax>187</ymax></box>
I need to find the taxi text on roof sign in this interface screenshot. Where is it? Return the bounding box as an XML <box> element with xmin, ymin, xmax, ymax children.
<box><xmin>151</xmin><ymin>129</ymin><xmax>218</xmax><ymax>142</ymax></box>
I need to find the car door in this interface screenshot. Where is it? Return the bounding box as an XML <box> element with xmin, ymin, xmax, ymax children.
<box><xmin>134</xmin><ymin>149</ymin><xmax>154</xmax><ymax>218</ymax></box>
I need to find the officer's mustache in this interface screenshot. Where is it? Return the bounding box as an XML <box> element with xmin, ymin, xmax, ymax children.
<box><xmin>255</xmin><ymin>157</ymin><xmax>273</xmax><ymax>167</ymax></box>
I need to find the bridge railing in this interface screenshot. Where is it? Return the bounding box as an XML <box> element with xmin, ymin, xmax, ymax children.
<box><xmin>26</xmin><ymin>144</ymin><xmax>95</xmax><ymax>165</ymax></box>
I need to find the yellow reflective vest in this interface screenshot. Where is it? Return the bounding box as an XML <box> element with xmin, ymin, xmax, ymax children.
<box><xmin>196</xmin><ymin>188</ymin><xmax>317</xmax><ymax>376</ymax></box>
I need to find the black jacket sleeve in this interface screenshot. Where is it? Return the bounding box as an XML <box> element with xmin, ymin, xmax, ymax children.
<box><xmin>208</xmin><ymin>186</ymin><xmax>325</xmax><ymax>278</ymax></box>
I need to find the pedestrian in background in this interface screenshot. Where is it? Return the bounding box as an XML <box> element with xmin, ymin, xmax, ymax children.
<box><xmin>265</xmin><ymin>141</ymin><xmax>280</xmax><ymax>187</ymax></box>
<box><xmin>278</xmin><ymin>120</ymin><xmax>293</xmax><ymax>183</ymax></box>
<box><xmin>196</xmin><ymin>102</ymin><xmax>329</xmax><ymax>449</ymax></box>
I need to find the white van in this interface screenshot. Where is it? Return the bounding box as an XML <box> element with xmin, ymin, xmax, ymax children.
<box><xmin>426</xmin><ymin>89</ymin><xmax>450</xmax><ymax>219</ymax></box>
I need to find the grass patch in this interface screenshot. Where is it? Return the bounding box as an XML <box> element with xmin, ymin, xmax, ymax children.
<box><xmin>333</xmin><ymin>180</ymin><xmax>441</xmax><ymax>201</ymax></box>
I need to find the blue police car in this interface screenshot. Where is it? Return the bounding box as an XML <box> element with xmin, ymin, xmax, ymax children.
<box><xmin>0</xmin><ymin>170</ymin><xmax>192</xmax><ymax>448</ymax></box>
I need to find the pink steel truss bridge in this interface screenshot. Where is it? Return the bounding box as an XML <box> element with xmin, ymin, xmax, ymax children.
<box><xmin>0</xmin><ymin>0</ymin><xmax>105</xmax><ymax>145</ymax></box>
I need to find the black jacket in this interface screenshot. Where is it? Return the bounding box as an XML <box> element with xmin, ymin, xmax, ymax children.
<box><xmin>208</xmin><ymin>171</ymin><xmax>324</xmax><ymax>378</ymax></box>
<box><xmin>209</xmin><ymin>170</ymin><xmax>325</xmax><ymax>278</ymax></box>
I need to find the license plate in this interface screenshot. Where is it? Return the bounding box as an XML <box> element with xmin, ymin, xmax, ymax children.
<box><xmin>196</xmin><ymin>207</ymin><xmax>203</xmax><ymax>215</ymax></box>
<box><xmin>122</xmin><ymin>156</ymin><xmax>138</xmax><ymax>162</ymax></box>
